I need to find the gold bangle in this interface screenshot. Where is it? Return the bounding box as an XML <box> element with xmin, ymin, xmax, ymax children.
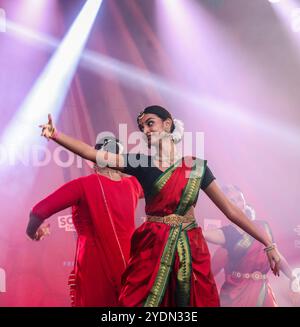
<box><xmin>48</xmin><ymin>127</ymin><xmax>59</xmax><ymax>139</ymax></box>
<box><xmin>51</xmin><ymin>128</ymin><xmax>59</xmax><ymax>140</ymax></box>
<box><xmin>264</xmin><ymin>243</ymin><xmax>276</xmax><ymax>252</ymax></box>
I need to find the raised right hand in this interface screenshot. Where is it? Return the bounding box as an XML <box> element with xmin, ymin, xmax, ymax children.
<box><xmin>39</xmin><ymin>114</ymin><xmax>55</xmax><ymax>140</ymax></box>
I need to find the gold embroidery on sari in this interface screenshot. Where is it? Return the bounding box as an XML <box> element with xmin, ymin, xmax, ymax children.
<box><xmin>176</xmin><ymin>159</ymin><xmax>205</xmax><ymax>215</ymax></box>
<box><xmin>144</xmin><ymin>225</ymin><xmax>182</xmax><ymax>307</ymax></box>
<box><xmin>151</xmin><ymin>159</ymin><xmax>182</xmax><ymax>196</ymax></box>
<box><xmin>176</xmin><ymin>231</ymin><xmax>192</xmax><ymax>306</ymax></box>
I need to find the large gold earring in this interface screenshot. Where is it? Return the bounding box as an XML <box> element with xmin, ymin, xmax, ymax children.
<box><xmin>165</xmin><ymin>122</ymin><xmax>171</xmax><ymax>134</ymax></box>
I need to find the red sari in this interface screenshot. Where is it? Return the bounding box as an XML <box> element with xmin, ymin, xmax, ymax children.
<box><xmin>31</xmin><ymin>174</ymin><xmax>142</xmax><ymax>306</ymax></box>
<box><xmin>219</xmin><ymin>221</ymin><xmax>278</xmax><ymax>307</ymax></box>
<box><xmin>118</xmin><ymin>157</ymin><xmax>219</xmax><ymax>307</ymax></box>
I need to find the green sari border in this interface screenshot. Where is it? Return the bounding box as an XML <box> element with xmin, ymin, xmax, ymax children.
<box><xmin>176</xmin><ymin>230</ymin><xmax>192</xmax><ymax>307</ymax></box>
<box><xmin>176</xmin><ymin>159</ymin><xmax>206</xmax><ymax>216</ymax></box>
<box><xmin>150</xmin><ymin>158</ymin><xmax>183</xmax><ymax>198</ymax></box>
<box><xmin>233</xmin><ymin>232</ymin><xmax>255</xmax><ymax>257</ymax></box>
<box><xmin>144</xmin><ymin>225</ymin><xmax>182</xmax><ymax>307</ymax></box>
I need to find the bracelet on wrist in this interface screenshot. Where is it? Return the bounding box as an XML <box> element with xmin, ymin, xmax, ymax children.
<box><xmin>264</xmin><ymin>243</ymin><xmax>276</xmax><ymax>252</ymax></box>
<box><xmin>50</xmin><ymin>128</ymin><xmax>59</xmax><ymax>140</ymax></box>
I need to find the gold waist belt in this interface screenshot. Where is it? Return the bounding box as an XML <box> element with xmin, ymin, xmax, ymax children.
<box><xmin>146</xmin><ymin>213</ymin><xmax>195</xmax><ymax>226</ymax></box>
<box><xmin>231</xmin><ymin>271</ymin><xmax>267</xmax><ymax>281</ymax></box>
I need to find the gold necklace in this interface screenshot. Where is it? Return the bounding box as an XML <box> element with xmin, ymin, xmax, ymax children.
<box><xmin>95</xmin><ymin>166</ymin><xmax>117</xmax><ymax>180</ymax></box>
<box><xmin>103</xmin><ymin>168</ymin><xmax>114</xmax><ymax>179</ymax></box>
<box><xmin>105</xmin><ymin>169</ymin><xmax>122</xmax><ymax>181</ymax></box>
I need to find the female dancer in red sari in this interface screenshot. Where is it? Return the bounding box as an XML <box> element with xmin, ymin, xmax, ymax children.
<box><xmin>211</xmin><ymin>223</ymin><xmax>279</xmax><ymax>307</ymax></box>
<box><xmin>204</xmin><ymin>185</ymin><xmax>298</xmax><ymax>307</ymax></box>
<box><xmin>26</xmin><ymin>136</ymin><xmax>142</xmax><ymax>306</ymax></box>
<box><xmin>39</xmin><ymin>106</ymin><xmax>281</xmax><ymax>307</ymax></box>
<box><xmin>119</xmin><ymin>155</ymin><xmax>218</xmax><ymax>306</ymax></box>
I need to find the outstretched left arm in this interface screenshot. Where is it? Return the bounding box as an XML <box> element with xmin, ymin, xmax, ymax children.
<box><xmin>204</xmin><ymin>180</ymin><xmax>281</xmax><ymax>276</ymax></box>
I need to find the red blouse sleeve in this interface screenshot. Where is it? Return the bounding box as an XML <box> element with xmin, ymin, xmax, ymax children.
<box><xmin>129</xmin><ymin>176</ymin><xmax>144</xmax><ymax>199</ymax></box>
<box><xmin>31</xmin><ymin>178</ymin><xmax>83</xmax><ymax>221</ymax></box>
